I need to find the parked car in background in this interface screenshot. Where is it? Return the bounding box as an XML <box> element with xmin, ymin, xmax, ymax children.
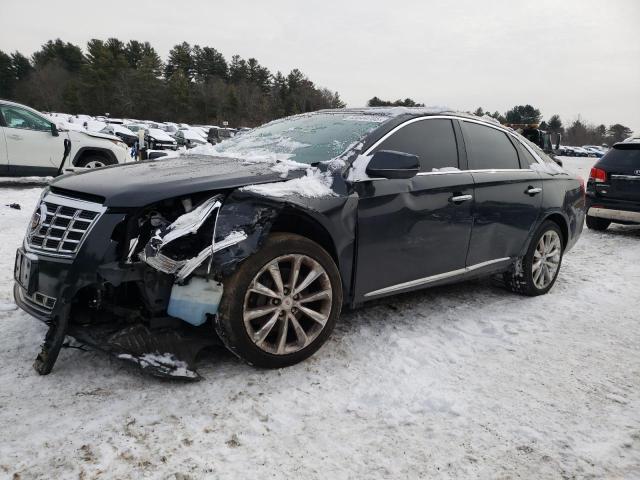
<box><xmin>145</xmin><ymin>128</ymin><xmax>178</xmax><ymax>150</ymax></box>
<box><xmin>100</xmin><ymin>124</ymin><xmax>138</xmax><ymax>147</ymax></box>
<box><xmin>585</xmin><ymin>142</ymin><xmax>640</xmax><ymax>230</ymax></box>
<box><xmin>13</xmin><ymin>108</ymin><xmax>585</xmax><ymax>378</ymax></box>
<box><xmin>174</xmin><ymin>129</ymin><xmax>207</xmax><ymax>148</ymax></box>
<box><xmin>582</xmin><ymin>146</ymin><xmax>605</xmax><ymax>158</ymax></box>
<box><xmin>207</xmin><ymin>126</ymin><xmax>235</xmax><ymax>144</ymax></box>
<box><xmin>0</xmin><ymin>100</ymin><xmax>129</xmax><ymax>176</ymax></box>
<box><xmin>573</xmin><ymin>147</ymin><xmax>592</xmax><ymax>157</ymax></box>
<box><xmin>190</xmin><ymin>126</ymin><xmax>210</xmax><ymax>138</ymax></box>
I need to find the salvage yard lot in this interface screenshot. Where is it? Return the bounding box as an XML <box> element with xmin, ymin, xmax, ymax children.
<box><xmin>0</xmin><ymin>157</ymin><xmax>639</xmax><ymax>479</ymax></box>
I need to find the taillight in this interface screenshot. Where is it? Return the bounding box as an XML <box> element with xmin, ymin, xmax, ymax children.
<box><xmin>589</xmin><ymin>167</ymin><xmax>607</xmax><ymax>183</ymax></box>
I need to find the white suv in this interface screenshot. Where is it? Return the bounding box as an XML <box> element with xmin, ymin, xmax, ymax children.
<box><xmin>0</xmin><ymin>100</ymin><xmax>130</xmax><ymax>176</ymax></box>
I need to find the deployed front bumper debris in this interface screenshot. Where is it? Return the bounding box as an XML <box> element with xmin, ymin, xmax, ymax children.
<box><xmin>68</xmin><ymin>322</ymin><xmax>219</xmax><ymax>380</ymax></box>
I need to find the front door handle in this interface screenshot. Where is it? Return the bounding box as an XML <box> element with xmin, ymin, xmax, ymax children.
<box><xmin>7</xmin><ymin>134</ymin><xmax>23</xmax><ymax>140</ymax></box>
<box><xmin>450</xmin><ymin>194</ymin><xmax>473</xmax><ymax>203</ymax></box>
<box><xmin>526</xmin><ymin>187</ymin><xmax>542</xmax><ymax>195</ymax></box>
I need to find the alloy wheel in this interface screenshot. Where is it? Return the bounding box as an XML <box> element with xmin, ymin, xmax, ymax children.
<box><xmin>243</xmin><ymin>254</ymin><xmax>333</xmax><ymax>355</ymax></box>
<box><xmin>531</xmin><ymin>230</ymin><xmax>562</xmax><ymax>289</ymax></box>
<box><xmin>84</xmin><ymin>160</ymin><xmax>105</xmax><ymax>168</ymax></box>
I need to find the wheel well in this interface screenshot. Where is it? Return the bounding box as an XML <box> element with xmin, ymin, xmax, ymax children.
<box><xmin>73</xmin><ymin>148</ymin><xmax>114</xmax><ymax>166</ymax></box>
<box><xmin>270</xmin><ymin>210</ymin><xmax>339</xmax><ymax>265</ymax></box>
<box><xmin>544</xmin><ymin>213</ymin><xmax>568</xmax><ymax>247</ymax></box>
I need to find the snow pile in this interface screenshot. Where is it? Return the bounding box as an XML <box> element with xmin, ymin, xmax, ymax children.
<box><xmin>118</xmin><ymin>353</ymin><xmax>198</xmax><ymax>379</ymax></box>
<box><xmin>531</xmin><ymin>160</ymin><xmax>566</xmax><ymax>175</ymax></box>
<box><xmin>1</xmin><ymin>158</ymin><xmax>640</xmax><ymax>478</ymax></box>
<box><xmin>240</xmin><ymin>168</ymin><xmax>335</xmax><ymax>198</ymax></box>
<box><xmin>346</xmin><ymin>154</ymin><xmax>372</xmax><ymax>182</ymax></box>
<box><xmin>0</xmin><ymin>176</ymin><xmax>52</xmax><ymax>187</ymax></box>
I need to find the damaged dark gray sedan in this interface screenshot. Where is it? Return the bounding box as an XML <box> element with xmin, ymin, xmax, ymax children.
<box><xmin>14</xmin><ymin>108</ymin><xmax>585</xmax><ymax>379</ymax></box>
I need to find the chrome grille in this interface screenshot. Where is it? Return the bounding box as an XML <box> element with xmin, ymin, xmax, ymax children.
<box><xmin>26</xmin><ymin>193</ymin><xmax>106</xmax><ymax>258</ymax></box>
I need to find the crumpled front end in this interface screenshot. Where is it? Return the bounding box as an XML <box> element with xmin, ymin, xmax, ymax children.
<box><xmin>14</xmin><ymin>187</ymin><xmax>282</xmax><ymax>379</ymax></box>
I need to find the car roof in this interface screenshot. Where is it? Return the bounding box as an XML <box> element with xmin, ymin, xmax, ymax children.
<box><xmin>314</xmin><ymin>106</ymin><xmax>505</xmax><ymax>129</ymax></box>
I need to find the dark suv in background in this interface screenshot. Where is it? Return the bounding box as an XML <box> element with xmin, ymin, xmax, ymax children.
<box><xmin>585</xmin><ymin>142</ymin><xmax>640</xmax><ymax>230</ymax></box>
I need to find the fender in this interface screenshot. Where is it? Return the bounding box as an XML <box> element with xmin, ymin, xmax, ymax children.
<box><xmin>72</xmin><ymin>147</ymin><xmax>118</xmax><ymax>166</ymax></box>
<box><xmin>210</xmin><ymin>189</ymin><xmax>358</xmax><ymax>302</ymax></box>
<box><xmin>518</xmin><ymin>207</ymin><xmax>571</xmax><ymax>259</ymax></box>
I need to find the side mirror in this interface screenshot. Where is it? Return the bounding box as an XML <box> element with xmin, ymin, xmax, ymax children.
<box><xmin>365</xmin><ymin>150</ymin><xmax>420</xmax><ymax>179</ymax></box>
<box><xmin>51</xmin><ymin>123</ymin><xmax>59</xmax><ymax>137</ymax></box>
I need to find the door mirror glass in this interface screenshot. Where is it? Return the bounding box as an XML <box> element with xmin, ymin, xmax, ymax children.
<box><xmin>365</xmin><ymin>150</ymin><xmax>420</xmax><ymax>179</ymax></box>
<box><xmin>51</xmin><ymin>123</ymin><xmax>59</xmax><ymax>137</ymax></box>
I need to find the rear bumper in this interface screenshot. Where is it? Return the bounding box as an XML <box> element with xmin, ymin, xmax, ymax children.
<box><xmin>587</xmin><ymin>207</ymin><xmax>640</xmax><ymax>224</ymax></box>
<box><xmin>586</xmin><ymin>195</ymin><xmax>640</xmax><ymax>224</ymax></box>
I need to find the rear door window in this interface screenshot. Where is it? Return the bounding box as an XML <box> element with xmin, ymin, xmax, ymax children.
<box><xmin>463</xmin><ymin>122</ymin><xmax>521</xmax><ymax>170</ymax></box>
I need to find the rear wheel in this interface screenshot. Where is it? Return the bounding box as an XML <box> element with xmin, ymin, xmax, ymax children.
<box><xmin>503</xmin><ymin>220</ymin><xmax>564</xmax><ymax>296</ymax></box>
<box><xmin>586</xmin><ymin>215</ymin><xmax>610</xmax><ymax>231</ymax></box>
<box><xmin>215</xmin><ymin>233</ymin><xmax>342</xmax><ymax>368</ymax></box>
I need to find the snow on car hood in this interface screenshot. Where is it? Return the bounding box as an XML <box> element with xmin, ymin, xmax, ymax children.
<box><xmin>50</xmin><ymin>155</ymin><xmax>307</xmax><ymax>207</ymax></box>
<box><xmin>70</xmin><ymin>129</ymin><xmax>122</xmax><ymax>142</ymax></box>
<box><xmin>148</xmin><ymin>128</ymin><xmax>176</xmax><ymax>142</ymax></box>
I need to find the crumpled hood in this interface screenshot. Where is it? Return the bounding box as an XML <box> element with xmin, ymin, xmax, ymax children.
<box><xmin>51</xmin><ymin>155</ymin><xmax>305</xmax><ymax>208</ymax></box>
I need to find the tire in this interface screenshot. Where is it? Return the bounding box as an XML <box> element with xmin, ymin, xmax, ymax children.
<box><xmin>215</xmin><ymin>233</ymin><xmax>342</xmax><ymax>368</ymax></box>
<box><xmin>76</xmin><ymin>155</ymin><xmax>116</xmax><ymax>169</ymax></box>
<box><xmin>586</xmin><ymin>215</ymin><xmax>610</xmax><ymax>231</ymax></box>
<box><xmin>503</xmin><ymin>220</ymin><xmax>564</xmax><ymax>296</ymax></box>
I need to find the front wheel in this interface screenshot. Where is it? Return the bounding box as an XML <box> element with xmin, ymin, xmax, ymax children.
<box><xmin>215</xmin><ymin>233</ymin><xmax>342</xmax><ymax>368</ymax></box>
<box><xmin>503</xmin><ymin>220</ymin><xmax>564</xmax><ymax>296</ymax></box>
<box><xmin>76</xmin><ymin>155</ymin><xmax>115</xmax><ymax>169</ymax></box>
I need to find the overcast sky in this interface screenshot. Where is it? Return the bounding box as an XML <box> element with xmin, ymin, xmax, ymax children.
<box><xmin>1</xmin><ymin>0</ymin><xmax>639</xmax><ymax>133</ymax></box>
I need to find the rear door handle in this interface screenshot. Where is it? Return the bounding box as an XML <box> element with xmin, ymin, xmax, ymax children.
<box><xmin>450</xmin><ymin>194</ymin><xmax>473</xmax><ymax>203</ymax></box>
<box><xmin>526</xmin><ymin>187</ymin><xmax>542</xmax><ymax>195</ymax></box>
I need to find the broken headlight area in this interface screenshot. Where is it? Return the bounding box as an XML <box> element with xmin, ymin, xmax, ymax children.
<box><xmin>35</xmin><ymin>192</ymin><xmax>281</xmax><ymax>380</ymax></box>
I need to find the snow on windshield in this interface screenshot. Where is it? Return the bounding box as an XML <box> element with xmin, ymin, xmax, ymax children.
<box><xmin>185</xmin><ymin>112</ymin><xmax>393</xmax><ymax>199</ymax></box>
<box><xmin>199</xmin><ymin>112</ymin><xmax>389</xmax><ymax>166</ymax></box>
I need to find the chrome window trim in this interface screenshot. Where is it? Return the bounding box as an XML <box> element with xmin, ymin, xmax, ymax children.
<box><xmin>415</xmin><ymin>168</ymin><xmax>534</xmax><ymax>176</ymax></box>
<box><xmin>363</xmin><ymin>115</ymin><xmax>465</xmax><ymax>157</ymax></box>
<box><xmin>364</xmin><ymin>257</ymin><xmax>511</xmax><ymax>298</ymax></box>
<box><xmin>352</xmin><ymin>115</ymin><xmax>544</xmax><ymax>182</ymax></box>
<box><xmin>459</xmin><ymin>117</ymin><xmax>546</xmax><ymax>166</ymax></box>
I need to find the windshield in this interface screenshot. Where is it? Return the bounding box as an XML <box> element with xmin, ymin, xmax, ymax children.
<box><xmin>212</xmin><ymin>112</ymin><xmax>389</xmax><ymax>164</ymax></box>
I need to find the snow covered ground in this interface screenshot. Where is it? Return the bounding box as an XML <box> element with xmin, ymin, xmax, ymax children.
<box><xmin>0</xmin><ymin>157</ymin><xmax>639</xmax><ymax>479</ymax></box>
